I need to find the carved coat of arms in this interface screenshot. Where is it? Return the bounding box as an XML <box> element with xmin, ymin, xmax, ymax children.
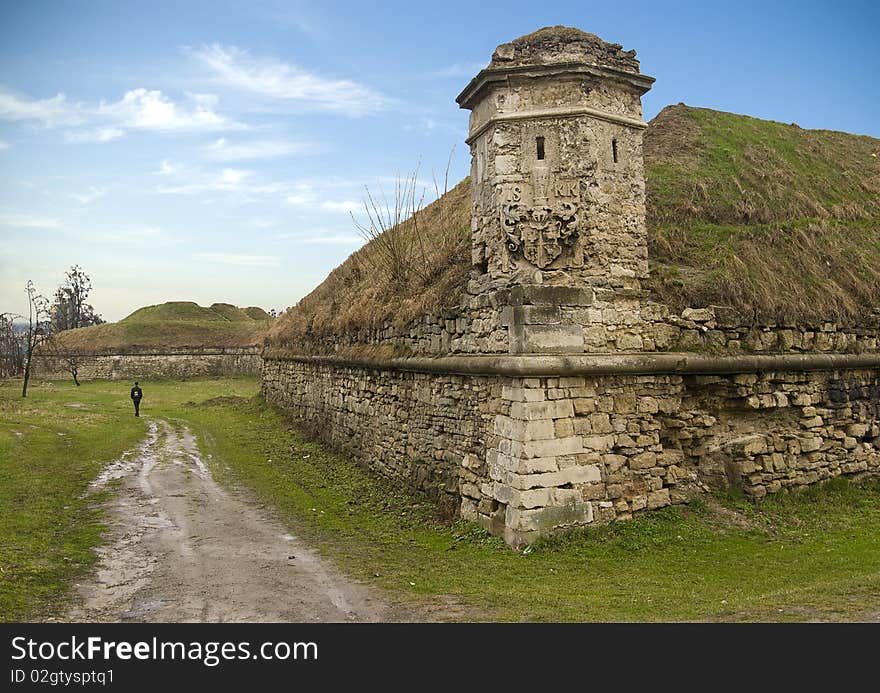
<box><xmin>502</xmin><ymin>201</ymin><xmax>579</xmax><ymax>269</ymax></box>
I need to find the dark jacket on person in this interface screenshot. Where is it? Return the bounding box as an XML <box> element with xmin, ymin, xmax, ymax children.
<box><xmin>131</xmin><ymin>386</ymin><xmax>143</xmax><ymax>401</ymax></box>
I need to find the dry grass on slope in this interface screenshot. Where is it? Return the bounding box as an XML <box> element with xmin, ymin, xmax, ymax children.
<box><xmin>645</xmin><ymin>105</ymin><xmax>880</xmax><ymax>323</ymax></box>
<box><xmin>266</xmin><ymin>179</ymin><xmax>471</xmax><ymax>350</ymax></box>
<box><xmin>270</xmin><ymin>105</ymin><xmax>880</xmax><ymax>345</ymax></box>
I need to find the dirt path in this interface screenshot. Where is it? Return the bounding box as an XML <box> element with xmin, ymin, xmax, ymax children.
<box><xmin>62</xmin><ymin>419</ymin><xmax>414</xmax><ymax>623</ymax></box>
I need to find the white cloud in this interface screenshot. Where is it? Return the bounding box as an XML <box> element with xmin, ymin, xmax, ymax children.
<box><xmin>319</xmin><ymin>199</ymin><xmax>359</xmax><ymax>213</ymax></box>
<box><xmin>157</xmin><ymin>159</ymin><xmax>179</xmax><ymax>176</ymax></box>
<box><xmin>0</xmin><ymin>140</ymin><xmax>9</xmax><ymax>150</ymax></box>
<box><xmin>274</xmin><ymin>230</ymin><xmax>363</xmax><ymax>245</ymax></box>
<box><xmin>282</xmin><ymin>181</ymin><xmax>363</xmax><ymax>214</ymax></box>
<box><xmin>284</xmin><ymin>192</ymin><xmax>312</xmax><ymax>206</ymax></box>
<box><xmin>0</xmin><ymin>88</ymin><xmax>82</xmax><ymax>127</ymax></box>
<box><xmin>218</xmin><ymin>167</ymin><xmax>251</xmax><ymax>185</ymax></box>
<box><xmin>156</xmin><ymin>165</ymin><xmax>285</xmax><ymax>197</ymax></box>
<box><xmin>96</xmin><ymin>89</ymin><xmax>239</xmax><ymax>133</ymax></box>
<box><xmin>97</xmin><ymin>225</ymin><xmax>184</xmax><ymax>246</ymax></box>
<box><xmin>192</xmin><ymin>44</ymin><xmax>388</xmax><ymax>116</ymax></box>
<box><xmin>70</xmin><ymin>186</ymin><xmax>108</xmax><ymax>205</ymax></box>
<box><xmin>65</xmin><ymin>127</ymin><xmax>125</xmax><ymax>143</ymax></box>
<box><xmin>403</xmin><ymin>117</ymin><xmax>439</xmax><ymax>135</ymax></box>
<box><xmin>193</xmin><ymin>252</ymin><xmax>280</xmax><ymax>267</ymax></box>
<box><xmin>205</xmin><ymin>137</ymin><xmax>308</xmax><ymax>161</ymax></box>
<box><xmin>0</xmin><ymin>212</ymin><xmax>62</xmax><ymax>229</ymax></box>
<box><xmin>0</xmin><ymin>84</ymin><xmax>243</xmax><ymax>141</ymax></box>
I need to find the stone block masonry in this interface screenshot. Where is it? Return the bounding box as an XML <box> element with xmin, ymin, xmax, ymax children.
<box><xmin>261</xmin><ymin>359</ymin><xmax>497</xmax><ymax>518</ymax></box>
<box><xmin>261</xmin><ymin>26</ymin><xmax>880</xmax><ymax>546</ymax></box>
<box><xmin>262</xmin><ymin>353</ymin><xmax>880</xmax><ymax>547</ymax></box>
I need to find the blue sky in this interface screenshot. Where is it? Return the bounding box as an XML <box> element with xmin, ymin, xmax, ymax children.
<box><xmin>1</xmin><ymin>0</ymin><xmax>878</xmax><ymax>321</ymax></box>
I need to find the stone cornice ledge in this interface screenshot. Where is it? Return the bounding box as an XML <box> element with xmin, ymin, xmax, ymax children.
<box><xmin>456</xmin><ymin>63</ymin><xmax>656</xmax><ymax>109</ymax></box>
<box><xmin>262</xmin><ymin>351</ymin><xmax>880</xmax><ymax>377</ymax></box>
<box><xmin>465</xmin><ymin>105</ymin><xmax>647</xmax><ymax>145</ymax></box>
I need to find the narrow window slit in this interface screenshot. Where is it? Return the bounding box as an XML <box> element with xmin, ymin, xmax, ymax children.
<box><xmin>612</xmin><ymin>139</ymin><xmax>619</xmax><ymax>163</ymax></box>
<box><xmin>536</xmin><ymin>136</ymin><xmax>545</xmax><ymax>161</ymax></box>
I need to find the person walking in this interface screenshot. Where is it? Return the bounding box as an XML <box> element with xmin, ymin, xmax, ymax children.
<box><xmin>130</xmin><ymin>381</ymin><xmax>143</xmax><ymax>417</ymax></box>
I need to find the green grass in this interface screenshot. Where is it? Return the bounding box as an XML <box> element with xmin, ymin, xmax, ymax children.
<box><xmin>124</xmin><ymin>301</ymin><xmax>268</xmax><ymax>324</ymax></box>
<box><xmin>0</xmin><ymin>376</ymin><xmax>259</xmax><ymax>621</ymax></box>
<box><xmin>646</xmin><ymin>105</ymin><xmax>880</xmax><ymax>225</ymax></box>
<box><xmin>4</xmin><ymin>377</ymin><xmax>880</xmax><ymax>622</ymax></box>
<box><xmin>182</xmin><ymin>392</ymin><xmax>880</xmax><ymax>622</ymax></box>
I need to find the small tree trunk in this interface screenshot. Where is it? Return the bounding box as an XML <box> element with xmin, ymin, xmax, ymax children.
<box><xmin>72</xmin><ymin>366</ymin><xmax>80</xmax><ymax>386</ymax></box>
<box><xmin>22</xmin><ymin>362</ymin><xmax>31</xmax><ymax>398</ymax></box>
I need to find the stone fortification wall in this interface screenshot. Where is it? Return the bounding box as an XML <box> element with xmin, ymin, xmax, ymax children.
<box><xmin>34</xmin><ymin>348</ymin><xmax>262</xmax><ymax>380</ymax></box>
<box><xmin>263</xmin><ymin>355</ymin><xmax>880</xmax><ymax>545</ymax></box>
<box><xmin>280</xmin><ymin>291</ymin><xmax>880</xmax><ymax>358</ymax></box>
<box><xmin>262</xmin><ymin>27</ymin><xmax>880</xmax><ymax>546</ymax></box>
<box><xmin>261</xmin><ymin>360</ymin><xmax>496</xmax><ymax>517</ymax></box>
<box><xmin>262</xmin><ymin>354</ymin><xmax>880</xmax><ymax>546</ymax></box>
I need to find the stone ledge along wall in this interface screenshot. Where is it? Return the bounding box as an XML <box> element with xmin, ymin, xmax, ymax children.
<box><xmin>35</xmin><ymin>348</ymin><xmax>262</xmax><ymax>380</ymax></box>
<box><xmin>261</xmin><ymin>26</ymin><xmax>880</xmax><ymax>547</ymax></box>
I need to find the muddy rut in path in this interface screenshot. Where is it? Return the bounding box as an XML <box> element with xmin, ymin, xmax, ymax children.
<box><xmin>63</xmin><ymin>419</ymin><xmax>415</xmax><ymax>622</ymax></box>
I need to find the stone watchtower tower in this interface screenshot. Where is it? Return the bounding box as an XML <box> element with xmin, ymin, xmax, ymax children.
<box><xmin>457</xmin><ymin>27</ymin><xmax>655</xmax><ymax>354</ymax></box>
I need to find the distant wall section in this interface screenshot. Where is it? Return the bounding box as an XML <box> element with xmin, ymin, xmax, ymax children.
<box><xmin>34</xmin><ymin>348</ymin><xmax>262</xmax><ymax>380</ymax></box>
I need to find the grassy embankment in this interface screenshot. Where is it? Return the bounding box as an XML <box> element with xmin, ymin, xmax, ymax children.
<box><xmin>267</xmin><ymin>104</ymin><xmax>880</xmax><ymax>353</ymax></box>
<box><xmin>4</xmin><ymin>378</ymin><xmax>879</xmax><ymax>622</ymax></box>
<box><xmin>644</xmin><ymin>105</ymin><xmax>880</xmax><ymax>323</ymax></box>
<box><xmin>50</xmin><ymin>301</ymin><xmax>271</xmax><ymax>353</ymax></box>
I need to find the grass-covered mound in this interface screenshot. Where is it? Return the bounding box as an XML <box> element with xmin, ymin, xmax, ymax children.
<box><xmin>50</xmin><ymin>301</ymin><xmax>272</xmax><ymax>353</ymax></box>
<box><xmin>268</xmin><ymin>105</ymin><xmax>880</xmax><ymax>349</ymax></box>
<box><xmin>645</xmin><ymin>104</ymin><xmax>880</xmax><ymax>322</ymax></box>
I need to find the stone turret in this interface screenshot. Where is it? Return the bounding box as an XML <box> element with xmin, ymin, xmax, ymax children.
<box><xmin>457</xmin><ymin>26</ymin><xmax>655</xmax><ymax>354</ymax></box>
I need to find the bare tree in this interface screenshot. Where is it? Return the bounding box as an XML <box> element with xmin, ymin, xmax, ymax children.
<box><xmin>50</xmin><ymin>265</ymin><xmax>103</xmax><ymax>332</ymax></box>
<box><xmin>42</xmin><ymin>335</ymin><xmax>82</xmax><ymax>386</ymax></box>
<box><xmin>0</xmin><ymin>312</ymin><xmax>23</xmax><ymax>377</ymax></box>
<box><xmin>351</xmin><ymin>165</ymin><xmax>429</xmax><ymax>290</ymax></box>
<box><xmin>350</xmin><ymin>150</ymin><xmax>456</xmax><ymax>293</ymax></box>
<box><xmin>21</xmin><ymin>280</ymin><xmax>52</xmax><ymax>398</ymax></box>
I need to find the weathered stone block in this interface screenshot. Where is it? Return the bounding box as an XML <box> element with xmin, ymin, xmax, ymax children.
<box><xmin>494</xmin><ymin>154</ymin><xmax>517</xmax><ymax>174</ymax></box>
<box><xmin>493</xmin><ymin>414</ymin><xmax>555</xmax><ymax>441</ymax></box>
<box><xmin>800</xmin><ymin>437</ymin><xmax>823</xmax><ymax>452</ymax></box>
<box><xmin>681</xmin><ymin>308</ymin><xmax>714</xmax><ymax>323</ymax></box>
<box><xmin>725</xmin><ymin>435</ymin><xmax>768</xmax><ymax>457</ymax></box>
<box><xmin>647</xmin><ymin>489</ymin><xmax>671</xmax><ymax>509</ymax></box>
<box><xmin>637</xmin><ymin>396</ymin><xmax>659</xmax><ymax>414</ymax></box>
<box><xmin>581</xmin><ymin>434</ymin><xmax>614</xmax><ymax>452</ymax></box>
<box><xmin>506</xmin><ymin>501</ymin><xmax>593</xmax><ymax>532</ymax></box>
<box><xmin>511</xmin><ymin>324</ymin><xmax>584</xmax><ymax>353</ymax></box>
<box><xmin>589</xmin><ymin>412</ymin><xmax>613</xmax><ymax>433</ymax></box>
<box><xmin>501</xmin><ymin>305</ymin><xmax>563</xmax><ymax>326</ymax></box>
<box><xmin>508</xmin><ymin>285</ymin><xmax>593</xmax><ymax>307</ymax></box>
<box><xmin>554</xmin><ymin>418</ymin><xmax>574</xmax><ymax>437</ymax></box>
<box><xmin>630</xmin><ymin>451</ymin><xmax>656</xmax><ymax>470</ymax></box>
<box><xmin>510</xmin><ymin>399</ymin><xmax>574</xmax><ymax>421</ymax></box>
<box><xmin>505</xmin><ymin>464</ymin><xmax>602</xmax><ymax>490</ymax></box>
<box><xmin>501</xmin><ymin>385</ymin><xmax>545</xmax><ymax>402</ymax></box>
<box><xmin>522</xmin><ymin>435</ymin><xmax>584</xmax><ymax>459</ymax></box>
<box><xmin>657</xmin><ymin>449</ymin><xmax>684</xmax><ymax>467</ymax></box>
